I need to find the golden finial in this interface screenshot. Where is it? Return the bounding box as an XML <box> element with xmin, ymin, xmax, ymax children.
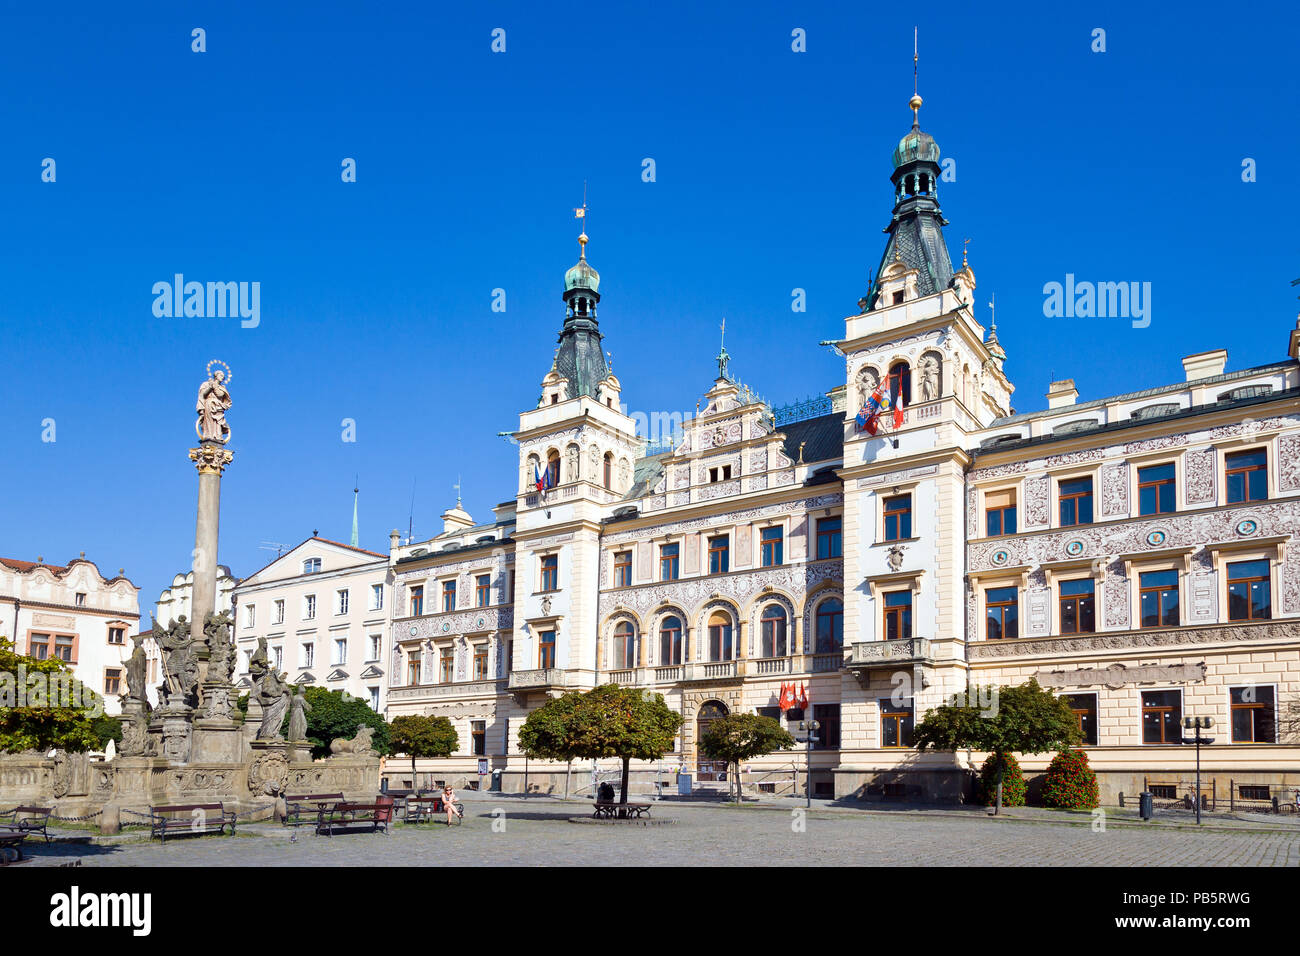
<box><xmin>574</xmin><ymin>181</ymin><xmax>589</xmax><ymax>257</ymax></box>
<box><xmin>909</xmin><ymin>27</ymin><xmax>923</xmax><ymax>126</ymax></box>
<box><xmin>962</xmin><ymin>238</ymin><xmax>970</xmax><ymax>268</ymax></box>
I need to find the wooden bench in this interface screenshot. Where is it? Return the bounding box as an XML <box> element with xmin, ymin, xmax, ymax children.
<box><xmin>316</xmin><ymin>800</ymin><xmax>393</xmax><ymax>837</ymax></box>
<box><xmin>282</xmin><ymin>792</ymin><xmax>345</xmax><ymax>828</ymax></box>
<box><xmin>592</xmin><ymin>801</ymin><xmax>652</xmax><ymax>820</ymax></box>
<box><xmin>403</xmin><ymin>794</ymin><xmax>446</xmax><ymax>824</ymax></box>
<box><xmin>149</xmin><ymin>803</ymin><xmax>236</xmax><ymax>843</ymax></box>
<box><xmin>0</xmin><ymin>826</ymin><xmax>28</xmax><ymax>865</ymax></box>
<box><xmin>0</xmin><ymin>806</ymin><xmax>52</xmax><ymax>843</ymax></box>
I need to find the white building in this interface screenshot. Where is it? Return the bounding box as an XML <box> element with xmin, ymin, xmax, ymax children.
<box><xmin>0</xmin><ymin>555</ymin><xmax>140</xmax><ymax>716</ymax></box>
<box><xmin>233</xmin><ymin>537</ymin><xmax>392</xmax><ymax>713</ymax></box>
<box><xmin>138</xmin><ymin>565</ymin><xmax>238</xmax><ymax>706</ymax></box>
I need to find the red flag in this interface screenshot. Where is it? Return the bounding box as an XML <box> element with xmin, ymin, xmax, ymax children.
<box><xmin>893</xmin><ymin>401</ymin><xmax>904</xmax><ymax>429</ymax></box>
<box><xmin>864</xmin><ymin>412</ymin><xmax>880</xmax><ymax>436</ymax></box>
<box><xmin>778</xmin><ymin>683</ymin><xmax>791</xmax><ymax>712</ymax></box>
<box><xmin>797</xmin><ymin>683</ymin><xmax>809</xmax><ymax>710</ymax></box>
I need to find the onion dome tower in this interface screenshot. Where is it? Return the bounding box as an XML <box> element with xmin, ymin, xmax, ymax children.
<box><xmin>553</xmin><ymin>223</ymin><xmax>610</xmax><ymax>399</ymax></box>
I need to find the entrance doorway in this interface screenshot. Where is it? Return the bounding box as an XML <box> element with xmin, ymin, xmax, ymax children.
<box><xmin>696</xmin><ymin>700</ymin><xmax>729</xmax><ymax>781</ymax></box>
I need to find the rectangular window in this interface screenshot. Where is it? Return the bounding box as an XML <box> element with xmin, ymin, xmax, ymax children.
<box><xmin>883</xmin><ymin>494</ymin><xmax>912</xmax><ymax>541</ymax></box>
<box><xmin>708</xmin><ymin>465</ymin><xmax>733</xmax><ymax>483</ymax></box>
<box><xmin>882</xmin><ymin>590</ymin><xmax>912</xmax><ymax>641</ymax></box>
<box><xmin>985</xmin><ymin>489</ymin><xmax>1017</xmax><ymax>537</ymax></box>
<box><xmin>1227</xmin><ymin>559</ymin><xmax>1271</xmax><ymax>621</ymax></box>
<box><xmin>272</xmin><ymin>645</ymin><xmax>284</xmax><ymax>670</ymax></box>
<box><xmin>406</xmin><ymin>650</ymin><xmax>421</xmax><ymax>686</ymax></box>
<box><xmin>1139</xmin><ymin>569</ymin><xmax>1180</xmax><ymax>628</ymax></box>
<box><xmin>1058</xmin><ymin>579</ymin><xmax>1096</xmax><ymax>634</ymax></box>
<box><xmin>472</xmin><ymin>720</ymin><xmax>487</xmax><ymax>756</ymax></box>
<box><xmin>1141</xmin><ymin>690</ymin><xmax>1182</xmax><ymax>744</ymax></box>
<box><xmin>708</xmin><ymin>535</ymin><xmax>730</xmax><ymax>574</ymax></box>
<box><xmin>108</xmin><ymin>626</ymin><xmax>125</xmax><ymax>645</ymax></box>
<box><xmin>245</xmin><ymin>605</ymin><xmax>256</xmax><ymax>628</ymax></box>
<box><xmin>880</xmin><ymin>699</ymin><xmax>914</xmax><ymax>748</ymax></box>
<box><xmin>104</xmin><ymin>668</ymin><xmax>122</xmax><ymax>696</ymax></box>
<box><xmin>274</xmin><ymin>599</ymin><xmax>285</xmax><ymax>625</ymax></box>
<box><xmin>1230</xmin><ymin>685</ymin><xmax>1276</xmax><ymax>743</ymax></box>
<box><xmin>539</xmin><ymin>630</ymin><xmax>556</xmax><ymax>669</ymax></box>
<box><xmin>813</xmin><ymin>703</ymin><xmax>841</xmax><ymax>750</ymax></box>
<box><xmin>301</xmin><ymin>643</ymin><xmax>314</xmax><ymax>668</ymax></box>
<box><xmin>54</xmin><ymin>635</ymin><xmax>74</xmax><ymax>662</ymax></box>
<box><xmin>659</xmin><ymin>544</ymin><xmax>679</xmax><ymax>582</ymax></box>
<box><xmin>760</xmin><ymin>527</ymin><xmax>783</xmax><ymax>567</ymax></box>
<box><xmin>368</xmin><ymin>634</ymin><xmax>381</xmax><ymax>661</ymax></box>
<box><xmin>614</xmin><ymin>551</ymin><xmax>632</xmax><ymax>587</ymax></box>
<box><xmin>1058</xmin><ymin>476</ymin><xmax>1094</xmax><ymax>527</ymax></box>
<box><xmin>659</xmin><ymin>620</ymin><xmax>682</xmax><ymax>666</ymax></box>
<box><xmin>815</xmin><ymin>516</ymin><xmax>842</xmax><ymax>559</ymax></box>
<box><xmin>442</xmin><ymin>580</ymin><xmax>457</xmax><ymax>612</ymax></box>
<box><xmin>336</xmin><ymin>589</ymin><xmax>349</xmax><ymax>615</ymax></box>
<box><xmin>29</xmin><ymin>633</ymin><xmax>50</xmax><ymax>660</ymax></box>
<box><xmin>507</xmin><ymin>570</ymin><xmax>515</xmax><ymax>603</ymax></box>
<box><xmin>473</xmin><ymin>644</ymin><xmax>488</xmax><ymax>680</ymax></box>
<box><xmin>440</xmin><ymin>646</ymin><xmax>455</xmax><ymax>683</ymax></box>
<box><xmin>75</xmin><ymin>592</ymin><xmax>87</xmax><ymax>607</ymax></box>
<box><xmin>985</xmin><ymin>586</ymin><xmax>1019</xmax><ymax>640</ymax></box>
<box><xmin>303</xmin><ymin>595</ymin><xmax>317</xmax><ymax>620</ymax></box>
<box><xmin>540</xmin><ymin>554</ymin><xmax>558</xmax><ymax>592</ymax></box>
<box><xmin>1063</xmin><ymin>693</ymin><xmax>1098</xmax><ymax>745</ymax></box>
<box><xmin>1225</xmin><ymin>449</ymin><xmax>1268</xmax><ymax>504</ymax></box>
<box><xmin>369</xmin><ymin>584</ymin><xmax>383</xmax><ymax>610</ymax></box>
<box><xmin>334</xmin><ymin>638</ymin><xmax>347</xmax><ymax>665</ymax></box>
<box><xmin>1137</xmin><ymin>463</ymin><xmax>1177</xmax><ymax>516</ymax></box>
<box><xmin>368</xmin><ymin>687</ymin><xmax>380</xmax><ymax>711</ymax></box>
<box><xmin>476</xmin><ymin>574</ymin><xmax>492</xmax><ymax>608</ymax></box>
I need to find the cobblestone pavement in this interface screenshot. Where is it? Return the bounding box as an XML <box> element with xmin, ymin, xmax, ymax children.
<box><xmin>22</xmin><ymin>797</ymin><xmax>1300</xmax><ymax>867</ymax></box>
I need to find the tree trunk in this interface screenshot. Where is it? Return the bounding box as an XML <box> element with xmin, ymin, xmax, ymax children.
<box><xmin>620</xmin><ymin>756</ymin><xmax>631</xmax><ymax>810</ymax></box>
<box><xmin>993</xmin><ymin>754</ymin><xmax>1004</xmax><ymax>816</ymax></box>
<box><xmin>564</xmin><ymin>759</ymin><xmax>571</xmax><ymax>801</ymax></box>
<box><xmin>733</xmin><ymin>761</ymin><xmax>740</xmax><ymax>802</ymax></box>
<box><xmin>411</xmin><ymin>755</ymin><xmax>418</xmax><ymax>794</ymax></box>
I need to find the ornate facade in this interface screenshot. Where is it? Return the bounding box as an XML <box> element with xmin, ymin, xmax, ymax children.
<box><xmin>383</xmin><ymin>90</ymin><xmax>1300</xmax><ymax>804</ymax></box>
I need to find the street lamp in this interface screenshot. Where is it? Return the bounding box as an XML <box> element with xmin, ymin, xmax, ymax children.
<box><xmin>797</xmin><ymin>720</ymin><xmax>821</xmax><ymax>808</ymax></box>
<box><xmin>1182</xmin><ymin>715</ymin><xmax>1215</xmax><ymax>825</ymax></box>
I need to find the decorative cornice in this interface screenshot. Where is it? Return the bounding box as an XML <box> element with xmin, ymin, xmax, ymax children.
<box><xmin>968</xmin><ymin>620</ymin><xmax>1295</xmax><ymax>660</ymax></box>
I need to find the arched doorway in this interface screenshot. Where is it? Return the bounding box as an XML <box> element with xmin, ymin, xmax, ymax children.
<box><xmin>696</xmin><ymin>700</ymin><xmax>729</xmax><ymax>781</ymax></box>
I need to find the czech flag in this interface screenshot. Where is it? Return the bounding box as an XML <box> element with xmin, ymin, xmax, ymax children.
<box><xmin>534</xmin><ymin>463</ymin><xmax>545</xmax><ymax>492</ymax></box>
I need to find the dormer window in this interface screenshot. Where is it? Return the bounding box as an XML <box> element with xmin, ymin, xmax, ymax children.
<box><xmin>303</xmin><ymin>557</ymin><xmax>321</xmax><ymax>574</ymax></box>
<box><xmin>708</xmin><ymin>465</ymin><xmax>733</xmax><ymax>483</ymax></box>
<box><xmin>892</xmin><ymin>291</ymin><xmax>905</xmax><ymax>305</ymax></box>
<box><xmin>550</xmin><ymin>395</ymin><xmax>558</xmax><ymax>405</ymax></box>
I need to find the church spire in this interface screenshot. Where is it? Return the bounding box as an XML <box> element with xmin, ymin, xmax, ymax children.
<box><xmin>350</xmin><ymin>479</ymin><xmax>359</xmax><ymax>548</ymax></box>
<box><xmin>553</xmin><ymin>189</ymin><xmax>610</xmax><ymax>399</ymax></box>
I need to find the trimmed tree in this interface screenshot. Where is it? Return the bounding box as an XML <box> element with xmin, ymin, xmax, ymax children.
<box><xmin>389</xmin><ymin>715</ymin><xmax>459</xmax><ymax>791</ymax></box>
<box><xmin>0</xmin><ymin>638</ymin><xmax>104</xmax><ymax>754</ymax></box>
<box><xmin>281</xmin><ymin>686</ymin><xmax>391</xmax><ymax>760</ymax></box>
<box><xmin>976</xmin><ymin>752</ymin><xmax>1026</xmax><ymax>807</ymax></box>
<box><xmin>914</xmin><ymin>678</ymin><xmax>1081</xmax><ymax>814</ymax></box>
<box><xmin>1040</xmin><ymin>749</ymin><xmax>1100</xmax><ymax>810</ymax></box>
<box><xmin>519</xmin><ymin>684</ymin><xmax>683</xmax><ymax>809</ymax></box>
<box><xmin>699</xmin><ymin>713</ymin><xmax>796</xmax><ymax>802</ymax></box>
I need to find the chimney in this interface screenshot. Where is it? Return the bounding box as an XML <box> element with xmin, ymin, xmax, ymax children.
<box><xmin>389</xmin><ymin>528</ymin><xmax>401</xmax><ymax>553</ymax></box>
<box><xmin>1046</xmin><ymin>379</ymin><xmax>1078</xmax><ymax>409</ymax></box>
<box><xmin>1181</xmin><ymin>349</ymin><xmax>1227</xmax><ymax>382</ymax></box>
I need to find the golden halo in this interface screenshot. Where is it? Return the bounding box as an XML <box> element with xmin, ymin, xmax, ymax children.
<box><xmin>206</xmin><ymin>359</ymin><xmax>232</xmax><ymax>384</ymax></box>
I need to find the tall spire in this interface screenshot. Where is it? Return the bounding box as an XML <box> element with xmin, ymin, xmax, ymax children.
<box><xmin>555</xmin><ymin>187</ymin><xmax>610</xmax><ymax>399</ymax></box>
<box><xmin>350</xmin><ymin>479</ymin><xmax>359</xmax><ymax>548</ymax></box>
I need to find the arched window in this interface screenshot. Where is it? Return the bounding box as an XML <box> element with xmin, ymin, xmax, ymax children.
<box><xmin>707</xmin><ymin>610</ymin><xmax>733</xmax><ymax>662</ymax></box>
<box><xmin>815</xmin><ymin>597</ymin><xmax>844</xmax><ymax>654</ymax></box>
<box><xmin>546</xmin><ymin>449</ymin><xmax>560</xmax><ymax>488</ymax></box>
<box><xmin>760</xmin><ymin>604</ymin><xmax>788</xmax><ymax>658</ymax></box>
<box><xmin>613</xmin><ymin>621</ymin><xmax>635</xmax><ymax>670</ymax></box>
<box><xmin>888</xmin><ymin>362</ymin><xmax>911</xmax><ymax>406</ymax></box>
<box><xmin>659</xmin><ymin>616</ymin><xmax>682</xmax><ymax>666</ymax></box>
<box><xmin>603</xmin><ymin>452</ymin><xmax>613</xmax><ymax>490</ymax></box>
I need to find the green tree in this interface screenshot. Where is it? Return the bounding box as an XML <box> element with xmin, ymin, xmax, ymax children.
<box><xmin>914</xmin><ymin>679</ymin><xmax>1080</xmax><ymax>814</ymax></box>
<box><xmin>389</xmin><ymin>715</ymin><xmax>459</xmax><ymax>791</ymax></box>
<box><xmin>699</xmin><ymin>712</ymin><xmax>796</xmax><ymax>802</ymax></box>
<box><xmin>1040</xmin><ymin>749</ymin><xmax>1100</xmax><ymax>810</ymax></box>
<box><xmin>281</xmin><ymin>686</ymin><xmax>390</xmax><ymax>760</ymax></box>
<box><xmin>0</xmin><ymin>637</ymin><xmax>104</xmax><ymax>753</ymax></box>
<box><xmin>519</xmin><ymin>684</ymin><xmax>683</xmax><ymax>809</ymax></box>
<box><xmin>91</xmin><ymin>715</ymin><xmax>123</xmax><ymax>750</ymax></box>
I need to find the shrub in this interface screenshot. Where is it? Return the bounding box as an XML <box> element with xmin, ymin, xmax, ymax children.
<box><xmin>976</xmin><ymin>752</ymin><xmax>1025</xmax><ymax>807</ymax></box>
<box><xmin>1040</xmin><ymin>749</ymin><xmax>1100</xmax><ymax>810</ymax></box>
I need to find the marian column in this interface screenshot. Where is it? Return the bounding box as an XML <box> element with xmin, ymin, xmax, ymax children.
<box><xmin>189</xmin><ymin>361</ymin><xmax>234</xmax><ymax>639</ymax></box>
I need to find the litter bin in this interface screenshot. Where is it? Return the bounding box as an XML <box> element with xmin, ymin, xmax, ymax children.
<box><xmin>677</xmin><ymin>773</ymin><xmax>693</xmax><ymax>796</ymax></box>
<box><xmin>1139</xmin><ymin>791</ymin><xmax>1154</xmax><ymax>821</ymax></box>
<box><xmin>490</xmin><ymin>770</ymin><xmax>503</xmax><ymax>792</ymax></box>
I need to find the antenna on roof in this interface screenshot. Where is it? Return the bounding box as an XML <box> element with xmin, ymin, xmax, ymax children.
<box><xmin>407</xmin><ymin>477</ymin><xmax>417</xmax><ymax>545</ymax></box>
<box><xmin>259</xmin><ymin>541</ymin><xmax>289</xmax><ymax>559</ymax></box>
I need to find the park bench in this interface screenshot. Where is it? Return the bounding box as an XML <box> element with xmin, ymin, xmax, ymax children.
<box><xmin>149</xmin><ymin>802</ymin><xmax>236</xmax><ymax>843</ymax></box>
<box><xmin>0</xmin><ymin>806</ymin><xmax>52</xmax><ymax>843</ymax></box>
<box><xmin>282</xmin><ymin>792</ymin><xmax>345</xmax><ymax>828</ymax></box>
<box><xmin>0</xmin><ymin>826</ymin><xmax>29</xmax><ymax>865</ymax></box>
<box><xmin>403</xmin><ymin>794</ymin><xmax>446</xmax><ymax>824</ymax></box>
<box><xmin>316</xmin><ymin>799</ymin><xmax>393</xmax><ymax>837</ymax></box>
<box><xmin>592</xmin><ymin>801</ymin><xmax>652</xmax><ymax>820</ymax></box>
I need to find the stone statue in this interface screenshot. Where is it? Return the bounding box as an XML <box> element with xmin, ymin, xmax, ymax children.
<box><xmin>249</xmin><ymin>635</ymin><xmax>269</xmax><ymax>686</ymax></box>
<box><xmin>566</xmin><ymin>445</ymin><xmax>579</xmax><ymax>482</ymax></box>
<box><xmin>287</xmin><ymin>687</ymin><xmax>312</xmax><ymax>741</ymax></box>
<box><xmin>203</xmin><ymin>610</ymin><xmax>235</xmax><ymax>684</ymax></box>
<box><xmin>119</xmin><ymin>708</ymin><xmax>151</xmax><ymax>757</ymax></box>
<box><xmin>256</xmin><ymin>667</ymin><xmax>291</xmax><ymax>740</ymax></box>
<box><xmin>329</xmin><ymin>725</ymin><xmax>376</xmax><ymax>757</ymax></box>
<box><xmin>124</xmin><ymin>633</ymin><xmax>149</xmax><ymax>705</ymax></box>
<box><xmin>919</xmin><ymin>355</ymin><xmax>941</xmax><ymax>402</ymax></box>
<box><xmin>196</xmin><ymin>367</ymin><xmax>232</xmax><ymax>443</ymax></box>
<box><xmin>857</xmin><ymin>367</ymin><xmax>879</xmax><ymax>408</ymax></box>
<box><xmin>153</xmin><ymin>615</ymin><xmax>199</xmax><ymax>706</ymax></box>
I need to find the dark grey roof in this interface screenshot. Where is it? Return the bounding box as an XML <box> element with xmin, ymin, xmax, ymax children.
<box><xmin>623</xmin><ymin>453</ymin><xmax>668</xmax><ymax>500</ymax></box>
<box><xmin>872</xmin><ymin>209</ymin><xmax>955</xmax><ymax>303</ymax></box>
<box><xmin>779</xmin><ymin>412</ymin><xmax>843</xmax><ymax>464</ymax></box>
<box><xmin>553</xmin><ymin>315</ymin><xmax>609</xmax><ymax>400</ymax></box>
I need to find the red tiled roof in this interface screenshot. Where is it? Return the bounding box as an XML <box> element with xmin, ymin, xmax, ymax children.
<box><xmin>0</xmin><ymin>557</ymin><xmax>68</xmax><ymax>574</ymax></box>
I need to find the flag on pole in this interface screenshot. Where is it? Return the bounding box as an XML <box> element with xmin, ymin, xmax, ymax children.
<box><xmin>574</xmin><ymin>207</ymin><xmax>586</xmax><ymax>218</ymax></box>
<box><xmin>797</xmin><ymin>683</ymin><xmax>809</xmax><ymax>710</ymax></box>
<box><xmin>778</xmin><ymin>682</ymin><xmax>792</xmax><ymax>712</ymax></box>
<box><xmin>534</xmin><ymin>463</ymin><xmax>545</xmax><ymax>492</ymax></box>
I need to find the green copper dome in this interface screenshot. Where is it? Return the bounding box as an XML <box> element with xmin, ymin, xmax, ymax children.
<box><xmin>892</xmin><ymin>127</ymin><xmax>940</xmax><ymax>168</ymax></box>
<box><xmin>565</xmin><ymin>255</ymin><xmax>600</xmax><ymax>293</ymax></box>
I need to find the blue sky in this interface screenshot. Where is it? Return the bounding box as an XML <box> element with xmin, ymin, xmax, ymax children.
<box><xmin>0</xmin><ymin>1</ymin><xmax>1296</xmax><ymax>627</ymax></box>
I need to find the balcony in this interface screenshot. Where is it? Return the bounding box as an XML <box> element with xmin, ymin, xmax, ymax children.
<box><xmin>507</xmin><ymin>668</ymin><xmax>571</xmax><ymax>692</ymax></box>
<box><xmin>848</xmin><ymin>638</ymin><xmax>933</xmax><ymax>673</ymax></box>
<box><xmin>387</xmin><ymin>679</ymin><xmax>505</xmax><ymax>702</ymax></box>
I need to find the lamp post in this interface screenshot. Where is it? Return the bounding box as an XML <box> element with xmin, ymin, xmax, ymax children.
<box><xmin>1182</xmin><ymin>715</ymin><xmax>1215</xmax><ymax>825</ymax></box>
<box><xmin>797</xmin><ymin>720</ymin><xmax>821</xmax><ymax>808</ymax></box>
